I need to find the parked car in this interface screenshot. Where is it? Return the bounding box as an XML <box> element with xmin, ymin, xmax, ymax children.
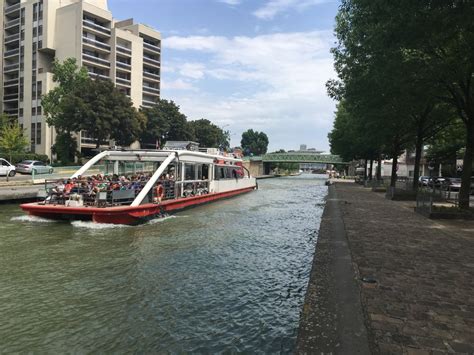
<box><xmin>418</xmin><ymin>176</ymin><xmax>430</xmax><ymax>186</ymax></box>
<box><xmin>16</xmin><ymin>160</ymin><xmax>53</xmax><ymax>175</ymax></box>
<box><xmin>0</xmin><ymin>158</ymin><xmax>16</xmax><ymax>177</ymax></box>
<box><xmin>443</xmin><ymin>177</ymin><xmax>461</xmax><ymax>191</ymax></box>
<box><xmin>428</xmin><ymin>176</ymin><xmax>446</xmax><ymax>188</ymax></box>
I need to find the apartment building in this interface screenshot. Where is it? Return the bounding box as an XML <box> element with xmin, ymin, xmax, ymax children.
<box><xmin>1</xmin><ymin>0</ymin><xmax>161</xmax><ymax>158</ymax></box>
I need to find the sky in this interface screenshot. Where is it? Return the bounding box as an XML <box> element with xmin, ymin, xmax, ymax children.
<box><xmin>108</xmin><ymin>0</ymin><xmax>340</xmax><ymax>152</ymax></box>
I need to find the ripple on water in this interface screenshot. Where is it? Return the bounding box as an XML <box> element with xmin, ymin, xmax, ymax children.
<box><xmin>11</xmin><ymin>215</ymin><xmax>58</xmax><ymax>223</ymax></box>
<box><xmin>0</xmin><ymin>175</ymin><xmax>327</xmax><ymax>353</ymax></box>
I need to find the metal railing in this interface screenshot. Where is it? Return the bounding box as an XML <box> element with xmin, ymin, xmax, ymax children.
<box><xmin>82</xmin><ymin>37</ymin><xmax>111</xmax><ymax>51</ymax></box>
<box><xmin>143</xmin><ymin>71</ymin><xmax>160</xmax><ymax>80</ymax></box>
<box><xmin>116</xmin><ymin>77</ymin><xmax>131</xmax><ymax>86</ymax></box>
<box><xmin>82</xmin><ymin>53</ymin><xmax>110</xmax><ymax>67</ymax></box>
<box><xmin>82</xmin><ymin>20</ymin><xmax>111</xmax><ymax>35</ymax></box>
<box><xmin>143</xmin><ymin>56</ymin><xmax>160</xmax><ymax>66</ymax></box>
<box><xmin>143</xmin><ymin>42</ymin><xmax>161</xmax><ymax>53</ymax></box>
<box><xmin>4</xmin><ymin>63</ymin><xmax>20</xmax><ymax>72</ymax></box>
<box><xmin>5</xmin><ymin>18</ymin><xmax>20</xmax><ymax>28</ymax></box>
<box><xmin>116</xmin><ymin>45</ymin><xmax>132</xmax><ymax>55</ymax></box>
<box><xmin>143</xmin><ymin>86</ymin><xmax>160</xmax><ymax>94</ymax></box>
<box><xmin>5</xmin><ymin>3</ymin><xmax>21</xmax><ymax>14</ymax></box>
<box><xmin>4</xmin><ymin>33</ymin><xmax>20</xmax><ymax>43</ymax></box>
<box><xmin>116</xmin><ymin>61</ymin><xmax>131</xmax><ymax>70</ymax></box>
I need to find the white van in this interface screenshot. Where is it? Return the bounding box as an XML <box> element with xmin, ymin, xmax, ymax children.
<box><xmin>0</xmin><ymin>158</ymin><xmax>16</xmax><ymax>177</ymax></box>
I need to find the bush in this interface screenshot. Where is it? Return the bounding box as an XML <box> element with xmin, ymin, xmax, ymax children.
<box><xmin>0</xmin><ymin>151</ymin><xmax>49</xmax><ymax>164</ymax></box>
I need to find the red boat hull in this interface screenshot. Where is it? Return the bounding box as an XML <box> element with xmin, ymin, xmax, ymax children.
<box><xmin>21</xmin><ymin>186</ymin><xmax>255</xmax><ymax>225</ymax></box>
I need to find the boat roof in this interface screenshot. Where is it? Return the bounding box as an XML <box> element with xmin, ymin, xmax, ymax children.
<box><xmin>97</xmin><ymin>149</ymin><xmax>242</xmax><ymax>163</ymax></box>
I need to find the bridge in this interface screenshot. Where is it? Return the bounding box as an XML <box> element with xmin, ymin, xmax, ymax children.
<box><xmin>242</xmin><ymin>153</ymin><xmax>348</xmax><ymax>176</ymax></box>
<box><xmin>260</xmin><ymin>153</ymin><xmax>348</xmax><ymax>164</ymax></box>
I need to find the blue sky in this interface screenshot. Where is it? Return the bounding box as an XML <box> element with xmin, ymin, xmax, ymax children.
<box><xmin>109</xmin><ymin>0</ymin><xmax>339</xmax><ymax>152</ymax></box>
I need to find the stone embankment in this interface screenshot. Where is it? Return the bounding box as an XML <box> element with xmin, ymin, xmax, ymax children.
<box><xmin>297</xmin><ymin>182</ymin><xmax>474</xmax><ymax>354</ymax></box>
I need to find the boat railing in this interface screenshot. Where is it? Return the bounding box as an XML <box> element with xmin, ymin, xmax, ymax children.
<box><xmin>174</xmin><ymin>180</ymin><xmax>210</xmax><ymax>198</ymax></box>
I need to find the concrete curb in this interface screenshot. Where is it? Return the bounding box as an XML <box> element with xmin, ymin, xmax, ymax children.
<box><xmin>295</xmin><ymin>185</ymin><xmax>370</xmax><ymax>354</ymax></box>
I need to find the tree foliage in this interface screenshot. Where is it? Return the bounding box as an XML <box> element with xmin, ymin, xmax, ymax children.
<box><xmin>241</xmin><ymin>129</ymin><xmax>269</xmax><ymax>156</ymax></box>
<box><xmin>328</xmin><ymin>0</ymin><xmax>474</xmax><ymax>201</ymax></box>
<box><xmin>0</xmin><ymin>122</ymin><xmax>29</xmax><ymax>161</ymax></box>
<box><xmin>62</xmin><ymin>79</ymin><xmax>145</xmax><ymax>148</ymax></box>
<box><xmin>188</xmin><ymin>119</ymin><xmax>229</xmax><ymax>149</ymax></box>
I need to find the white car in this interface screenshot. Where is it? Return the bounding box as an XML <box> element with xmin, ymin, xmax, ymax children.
<box><xmin>0</xmin><ymin>158</ymin><xmax>16</xmax><ymax>177</ymax></box>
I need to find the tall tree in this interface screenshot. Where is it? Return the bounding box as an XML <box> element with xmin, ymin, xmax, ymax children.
<box><xmin>140</xmin><ymin>99</ymin><xmax>193</xmax><ymax>147</ymax></box>
<box><xmin>241</xmin><ymin>129</ymin><xmax>269</xmax><ymax>156</ymax></box>
<box><xmin>0</xmin><ymin>123</ymin><xmax>29</xmax><ymax>162</ymax></box>
<box><xmin>188</xmin><ymin>119</ymin><xmax>229</xmax><ymax>149</ymax></box>
<box><xmin>42</xmin><ymin>58</ymin><xmax>89</xmax><ymax>161</ymax></box>
<box><xmin>60</xmin><ymin>78</ymin><xmax>144</xmax><ymax>148</ymax></box>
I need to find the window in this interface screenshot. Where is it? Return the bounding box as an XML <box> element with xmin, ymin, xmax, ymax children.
<box><xmin>184</xmin><ymin>164</ymin><xmax>195</xmax><ymax>180</ymax></box>
<box><xmin>33</xmin><ymin>27</ymin><xmax>37</xmax><ymax>37</ymax></box>
<box><xmin>38</xmin><ymin>40</ymin><xmax>42</xmax><ymax>49</ymax></box>
<box><xmin>36</xmin><ymin>106</ymin><xmax>42</xmax><ymax>115</ymax></box>
<box><xmin>31</xmin><ymin>123</ymin><xmax>35</xmax><ymax>144</ymax></box>
<box><xmin>19</xmin><ymin>108</ymin><xmax>23</xmax><ymax>117</ymax></box>
<box><xmin>37</xmin><ymin>81</ymin><xmax>42</xmax><ymax>96</ymax></box>
<box><xmin>36</xmin><ymin>123</ymin><xmax>41</xmax><ymax>144</ymax></box>
<box><xmin>38</xmin><ymin>26</ymin><xmax>43</xmax><ymax>36</ymax></box>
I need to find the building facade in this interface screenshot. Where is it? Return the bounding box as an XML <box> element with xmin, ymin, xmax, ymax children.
<box><xmin>1</xmin><ymin>0</ymin><xmax>161</xmax><ymax>158</ymax></box>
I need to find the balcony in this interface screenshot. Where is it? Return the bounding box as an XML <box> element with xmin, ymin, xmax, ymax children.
<box><xmin>4</xmin><ymin>93</ymin><xmax>19</xmax><ymax>102</ymax></box>
<box><xmin>141</xmin><ymin>99</ymin><xmax>156</xmax><ymax>107</ymax></box>
<box><xmin>82</xmin><ymin>37</ymin><xmax>111</xmax><ymax>52</ymax></box>
<box><xmin>5</xmin><ymin>3</ymin><xmax>21</xmax><ymax>14</ymax></box>
<box><xmin>116</xmin><ymin>45</ymin><xmax>132</xmax><ymax>56</ymax></box>
<box><xmin>5</xmin><ymin>18</ymin><xmax>20</xmax><ymax>28</ymax></box>
<box><xmin>143</xmin><ymin>71</ymin><xmax>160</xmax><ymax>81</ymax></box>
<box><xmin>82</xmin><ymin>53</ymin><xmax>110</xmax><ymax>68</ymax></box>
<box><xmin>4</xmin><ymin>48</ymin><xmax>20</xmax><ymax>58</ymax></box>
<box><xmin>116</xmin><ymin>77</ymin><xmax>131</xmax><ymax>86</ymax></box>
<box><xmin>4</xmin><ymin>33</ymin><xmax>20</xmax><ymax>43</ymax></box>
<box><xmin>82</xmin><ymin>19</ymin><xmax>111</xmax><ymax>36</ymax></box>
<box><xmin>4</xmin><ymin>63</ymin><xmax>20</xmax><ymax>72</ymax></box>
<box><xmin>116</xmin><ymin>61</ymin><xmax>131</xmax><ymax>71</ymax></box>
<box><xmin>143</xmin><ymin>86</ymin><xmax>160</xmax><ymax>95</ymax></box>
<box><xmin>3</xmin><ymin>107</ymin><xmax>19</xmax><ymax>115</ymax></box>
<box><xmin>143</xmin><ymin>42</ymin><xmax>161</xmax><ymax>54</ymax></box>
<box><xmin>88</xmin><ymin>71</ymin><xmax>110</xmax><ymax>80</ymax></box>
<box><xmin>3</xmin><ymin>78</ymin><xmax>19</xmax><ymax>87</ymax></box>
<box><xmin>143</xmin><ymin>57</ymin><xmax>160</xmax><ymax>67</ymax></box>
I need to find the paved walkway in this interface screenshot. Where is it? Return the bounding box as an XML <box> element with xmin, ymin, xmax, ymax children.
<box><xmin>297</xmin><ymin>182</ymin><xmax>474</xmax><ymax>354</ymax></box>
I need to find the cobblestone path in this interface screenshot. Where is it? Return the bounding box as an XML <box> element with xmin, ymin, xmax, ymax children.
<box><xmin>338</xmin><ymin>183</ymin><xmax>474</xmax><ymax>354</ymax></box>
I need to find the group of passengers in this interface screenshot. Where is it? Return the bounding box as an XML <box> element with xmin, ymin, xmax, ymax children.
<box><xmin>48</xmin><ymin>172</ymin><xmax>166</xmax><ymax>200</ymax></box>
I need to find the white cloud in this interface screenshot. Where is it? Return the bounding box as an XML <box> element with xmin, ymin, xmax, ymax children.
<box><xmin>179</xmin><ymin>62</ymin><xmax>206</xmax><ymax>79</ymax></box>
<box><xmin>163</xmin><ymin>31</ymin><xmax>336</xmax><ymax>151</ymax></box>
<box><xmin>253</xmin><ymin>0</ymin><xmax>331</xmax><ymax>20</ymax></box>
<box><xmin>162</xmin><ymin>79</ymin><xmax>196</xmax><ymax>91</ymax></box>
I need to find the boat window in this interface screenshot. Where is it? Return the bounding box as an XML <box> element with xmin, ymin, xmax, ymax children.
<box><xmin>184</xmin><ymin>163</ymin><xmax>195</xmax><ymax>180</ymax></box>
<box><xmin>202</xmin><ymin>164</ymin><xmax>209</xmax><ymax>180</ymax></box>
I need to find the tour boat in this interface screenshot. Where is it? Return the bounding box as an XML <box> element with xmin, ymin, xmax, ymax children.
<box><xmin>21</xmin><ymin>146</ymin><xmax>257</xmax><ymax>225</ymax></box>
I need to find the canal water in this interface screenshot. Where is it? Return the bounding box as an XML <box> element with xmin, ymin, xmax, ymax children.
<box><xmin>0</xmin><ymin>175</ymin><xmax>327</xmax><ymax>353</ymax></box>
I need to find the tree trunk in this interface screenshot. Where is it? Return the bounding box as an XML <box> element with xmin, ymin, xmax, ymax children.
<box><xmin>377</xmin><ymin>155</ymin><xmax>382</xmax><ymax>180</ymax></box>
<box><xmin>390</xmin><ymin>155</ymin><xmax>398</xmax><ymax>188</ymax></box>
<box><xmin>412</xmin><ymin>131</ymin><xmax>424</xmax><ymax>192</ymax></box>
<box><xmin>369</xmin><ymin>159</ymin><xmax>373</xmax><ymax>180</ymax></box>
<box><xmin>363</xmin><ymin>159</ymin><xmax>368</xmax><ymax>180</ymax></box>
<box><xmin>459</xmin><ymin>120</ymin><xmax>473</xmax><ymax>209</ymax></box>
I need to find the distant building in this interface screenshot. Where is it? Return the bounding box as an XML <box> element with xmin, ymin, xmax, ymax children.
<box><xmin>292</xmin><ymin>145</ymin><xmax>326</xmax><ymax>171</ymax></box>
<box><xmin>1</xmin><ymin>0</ymin><xmax>161</xmax><ymax>158</ymax></box>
